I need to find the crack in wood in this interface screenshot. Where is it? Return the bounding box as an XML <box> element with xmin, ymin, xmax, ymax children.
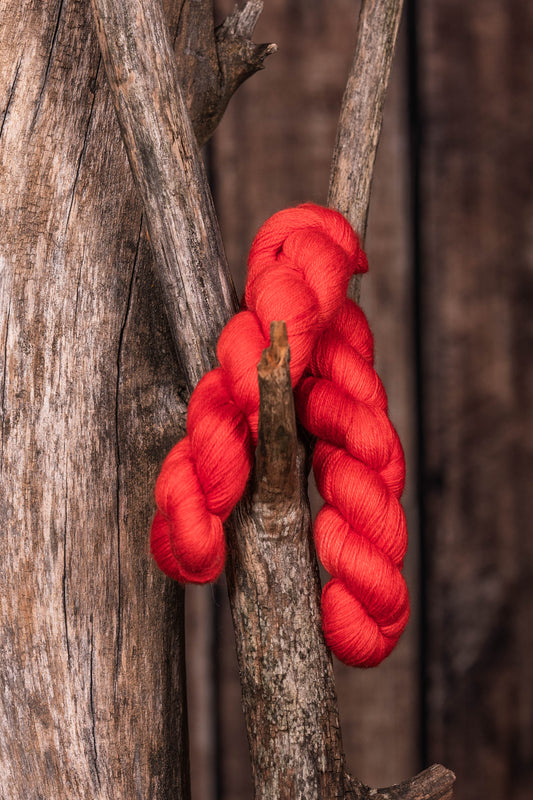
<box><xmin>89</xmin><ymin>618</ymin><xmax>101</xmax><ymax>788</ymax></box>
<box><xmin>62</xmin><ymin>449</ymin><xmax>71</xmax><ymax>667</ymax></box>
<box><xmin>65</xmin><ymin>56</ymin><xmax>102</xmax><ymax>235</ymax></box>
<box><xmin>0</xmin><ymin>299</ymin><xmax>11</xmax><ymax>476</ymax></box>
<box><xmin>113</xmin><ymin>215</ymin><xmax>142</xmax><ymax>686</ymax></box>
<box><xmin>0</xmin><ymin>55</ymin><xmax>22</xmax><ymax>141</ymax></box>
<box><xmin>32</xmin><ymin>0</ymin><xmax>66</xmax><ymax>129</ymax></box>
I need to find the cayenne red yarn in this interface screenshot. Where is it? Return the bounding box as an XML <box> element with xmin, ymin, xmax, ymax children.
<box><xmin>151</xmin><ymin>203</ymin><xmax>409</xmax><ymax>667</ymax></box>
<box><xmin>296</xmin><ymin>300</ymin><xmax>409</xmax><ymax>666</ymax></box>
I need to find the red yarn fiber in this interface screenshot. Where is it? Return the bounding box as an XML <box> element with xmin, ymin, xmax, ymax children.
<box><xmin>151</xmin><ymin>203</ymin><xmax>409</xmax><ymax>667</ymax></box>
<box><xmin>296</xmin><ymin>300</ymin><xmax>409</xmax><ymax>666</ymax></box>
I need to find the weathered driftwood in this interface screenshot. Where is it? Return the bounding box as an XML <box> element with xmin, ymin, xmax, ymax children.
<box><xmin>90</xmin><ymin>0</ymin><xmax>454</xmax><ymax>797</ymax></box>
<box><xmin>0</xmin><ymin>1</ymin><xmax>193</xmax><ymax>797</ymax></box>
<box><xmin>329</xmin><ymin>0</ymin><xmax>405</xmax><ymax>301</ymax></box>
<box><xmin>175</xmin><ymin>0</ymin><xmax>277</xmax><ymax>147</ymax></box>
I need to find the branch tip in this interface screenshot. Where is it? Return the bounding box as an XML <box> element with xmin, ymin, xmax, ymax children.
<box><xmin>258</xmin><ymin>320</ymin><xmax>289</xmax><ymax>375</ymax></box>
<box><xmin>369</xmin><ymin>763</ymin><xmax>456</xmax><ymax>800</ymax></box>
<box><xmin>221</xmin><ymin>0</ymin><xmax>264</xmax><ymax>38</ymax></box>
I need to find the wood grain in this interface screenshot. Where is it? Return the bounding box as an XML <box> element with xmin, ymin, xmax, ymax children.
<box><xmin>226</xmin><ymin>322</ymin><xmax>356</xmax><ymax>800</ymax></box>
<box><xmin>174</xmin><ymin>0</ymin><xmax>277</xmax><ymax>147</ymax></box>
<box><xmin>90</xmin><ymin>0</ymin><xmax>239</xmax><ymax>390</ymax></box>
<box><xmin>328</xmin><ymin>0</ymin><xmax>404</xmax><ymax>300</ymax></box>
<box><xmin>0</xmin><ymin>0</ymin><xmax>190</xmax><ymax>796</ymax></box>
<box><xmin>418</xmin><ymin>2</ymin><xmax>533</xmax><ymax>798</ymax></box>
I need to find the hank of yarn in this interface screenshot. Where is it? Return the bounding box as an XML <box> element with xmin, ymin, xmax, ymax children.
<box><xmin>151</xmin><ymin>204</ymin><xmax>366</xmax><ymax>585</ymax></box>
<box><xmin>296</xmin><ymin>299</ymin><xmax>409</xmax><ymax>666</ymax></box>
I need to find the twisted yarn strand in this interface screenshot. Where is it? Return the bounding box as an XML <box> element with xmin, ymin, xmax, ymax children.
<box><xmin>151</xmin><ymin>204</ymin><xmax>366</xmax><ymax>585</ymax></box>
<box><xmin>296</xmin><ymin>299</ymin><xmax>409</xmax><ymax>666</ymax></box>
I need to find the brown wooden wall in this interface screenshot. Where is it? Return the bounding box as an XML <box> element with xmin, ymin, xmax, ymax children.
<box><xmin>184</xmin><ymin>2</ymin><xmax>533</xmax><ymax>799</ymax></box>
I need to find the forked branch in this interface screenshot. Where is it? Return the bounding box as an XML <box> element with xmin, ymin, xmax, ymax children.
<box><xmin>90</xmin><ymin>0</ymin><xmax>275</xmax><ymax>387</ymax></box>
<box><xmin>90</xmin><ymin>0</ymin><xmax>454</xmax><ymax>797</ymax></box>
<box><xmin>176</xmin><ymin>0</ymin><xmax>277</xmax><ymax>146</ymax></box>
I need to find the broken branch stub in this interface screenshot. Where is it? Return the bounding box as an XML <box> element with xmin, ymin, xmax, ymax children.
<box><xmin>177</xmin><ymin>0</ymin><xmax>277</xmax><ymax>147</ymax></box>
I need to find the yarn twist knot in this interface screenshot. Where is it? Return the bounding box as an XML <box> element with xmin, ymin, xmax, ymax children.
<box><xmin>151</xmin><ymin>203</ymin><xmax>409</xmax><ymax>667</ymax></box>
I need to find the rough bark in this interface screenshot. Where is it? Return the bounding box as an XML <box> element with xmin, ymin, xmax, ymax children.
<box><xmin>0</xmin><ymin>0</ymin><xmax>274</xmax><ymax>797</ymax></box>
<box><xmin>176</xmin><ymin>0</ymin><xmax>277</xmax><ymax>147</ymax></box>
<box><xmin>226</xmin><ymin>323</ymin><xmax>347</xmax><ymax>799</ymax></box>
<box><xmin>328</xmin><ymin>0</ymin><xmax>404</xmax><ymax>300</ymax></box>
<box><xmin>0</xmin><ymin>1</ymin><xmax>191</xmax><ymax>797</ymax></box>
<box><xmin>90</xmin><ymin>0</ymin><xmax>238</xmax><ymax>388</ymax></box>
<box><xmin>90</xmin><ymin>0</ymin><xmax>276</xmax><ymax>388</ymax></box>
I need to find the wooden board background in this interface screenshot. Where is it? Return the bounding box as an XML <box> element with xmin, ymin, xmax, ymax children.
<box><xmin>183</xmin><ymin>1</ymin><xmax>533</xmax><ymax>799</ymax></box>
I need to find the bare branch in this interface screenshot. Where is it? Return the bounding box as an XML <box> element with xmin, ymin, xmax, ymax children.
<box><xmin>369</xmin><ymin>765</ymin><xmax>456</xmax><ymax>800</ymax></box>
<box><xmin>176</xmin><ymin>0</ymin><xmax>277</xmax><ymax>147</ymax></box>
<box><xmin>91</xmin><ymin>0</ymin><xmax>238</xmax><ymax>388</ymax></box>
<box><xmin>226</xmin><ymin>322</ymin><xmax>358</xmax><ymax>799</ymax></box>
<box><xmin>328</xmin><ymin>0</ymin><xmax>404</xmax><ymax>300</ymax></box>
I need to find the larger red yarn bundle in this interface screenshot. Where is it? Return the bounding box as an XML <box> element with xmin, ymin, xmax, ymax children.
<box><xmin>151</xmin><ymin>203</ymin><xmax>409</xmax><ymax>667</ymax></box>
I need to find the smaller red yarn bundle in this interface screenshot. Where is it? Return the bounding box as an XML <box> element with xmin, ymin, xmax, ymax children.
<box><xmin>151</xmin><ymin>204</ymin><xmax>365</xmax><ymax>584</ymax></box>
<box><xmin>151</xmin><ymin>203</ymin><xmax>409</xmax><ymax>668</ymax></box>
<box><xmin>296</xmin><ymin>300</ymin><xmax>409</xmax><ymax>666</ymax></box>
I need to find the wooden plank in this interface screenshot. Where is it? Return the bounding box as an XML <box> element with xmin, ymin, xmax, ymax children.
<box><xmin>211</xmin><ymin>1</ymin><xmax>419</xmax><ymax>793</ymax></box>
<box><xmin>0</xmin><ymin>1</ymin><xmax>189</xmax><ymax>796</ymax></box>
<box><xmin>418</xmin><ymin>2</ymin><xmax>533</xmax><ymax>798</ymax></box>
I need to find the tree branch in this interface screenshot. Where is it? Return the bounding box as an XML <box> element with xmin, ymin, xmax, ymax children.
<box><xmin>369</xmin><ymin>764</ymin><xmax>456</xmax><ymax>800</ymax></box>
<box><xmin>175</xmin><ymin>0</ymin><xmax>277</xmax><ymax>147</ymax></box>
<box><xmin>90</xmin><ymin>0</ymin><xmax>275</xmax><ymax>389</ymax></box>
<box><xmin>328</xmin><ymin>0</ymin><xmax>404</xmax><ymax>301</ymax></box>
<box><xmin>226</xmin><ymin>322</ymin><xmax>357</xmax><ymax>799</ymax></box>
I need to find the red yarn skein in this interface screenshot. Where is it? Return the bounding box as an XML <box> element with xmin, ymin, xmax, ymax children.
<box><xmin>296</xmin><ymin>299</ymin><xmax>409</xmax><ymax>667</ymax></box>
<box><xmin>151</xmin><ymin>204</ymin><xmax>366</xmax><ymax>584</ymax></box>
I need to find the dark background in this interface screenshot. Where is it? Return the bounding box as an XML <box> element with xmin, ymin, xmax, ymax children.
<box><xmin>184</xmin><ymin>2</ymin><xmax>533</xmax><ymax>799</ymax></box>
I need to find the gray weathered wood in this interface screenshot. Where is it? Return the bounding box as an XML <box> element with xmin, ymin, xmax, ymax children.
<box><xmin>0</xmin><ymin>0</ymin><xmax>190</xmax><ymax>796</ymax></box>
<box><xmin>90</xmin><ymin>0</ymin><xmax>239</xmax><ymax>388</ymax></box>
<box><xmin>175</xmin><ymin>0</ymin><xmax>277</xmax><ymax>148</ymax></box>
<box><xmin>226</xmin><ymin>322</ymin><xmax>354</xmax><ymax>800</ymax></box>
<box><xmin>328</xmin><ymin>0</ymin><xmax>404</xmax><ymax>236</ymax></box>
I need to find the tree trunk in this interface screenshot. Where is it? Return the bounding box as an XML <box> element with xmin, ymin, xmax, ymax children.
<box><xmin>0</xmin><ymin>1</ymin><xmax>190</xmax><ymax>796</ymax></box>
